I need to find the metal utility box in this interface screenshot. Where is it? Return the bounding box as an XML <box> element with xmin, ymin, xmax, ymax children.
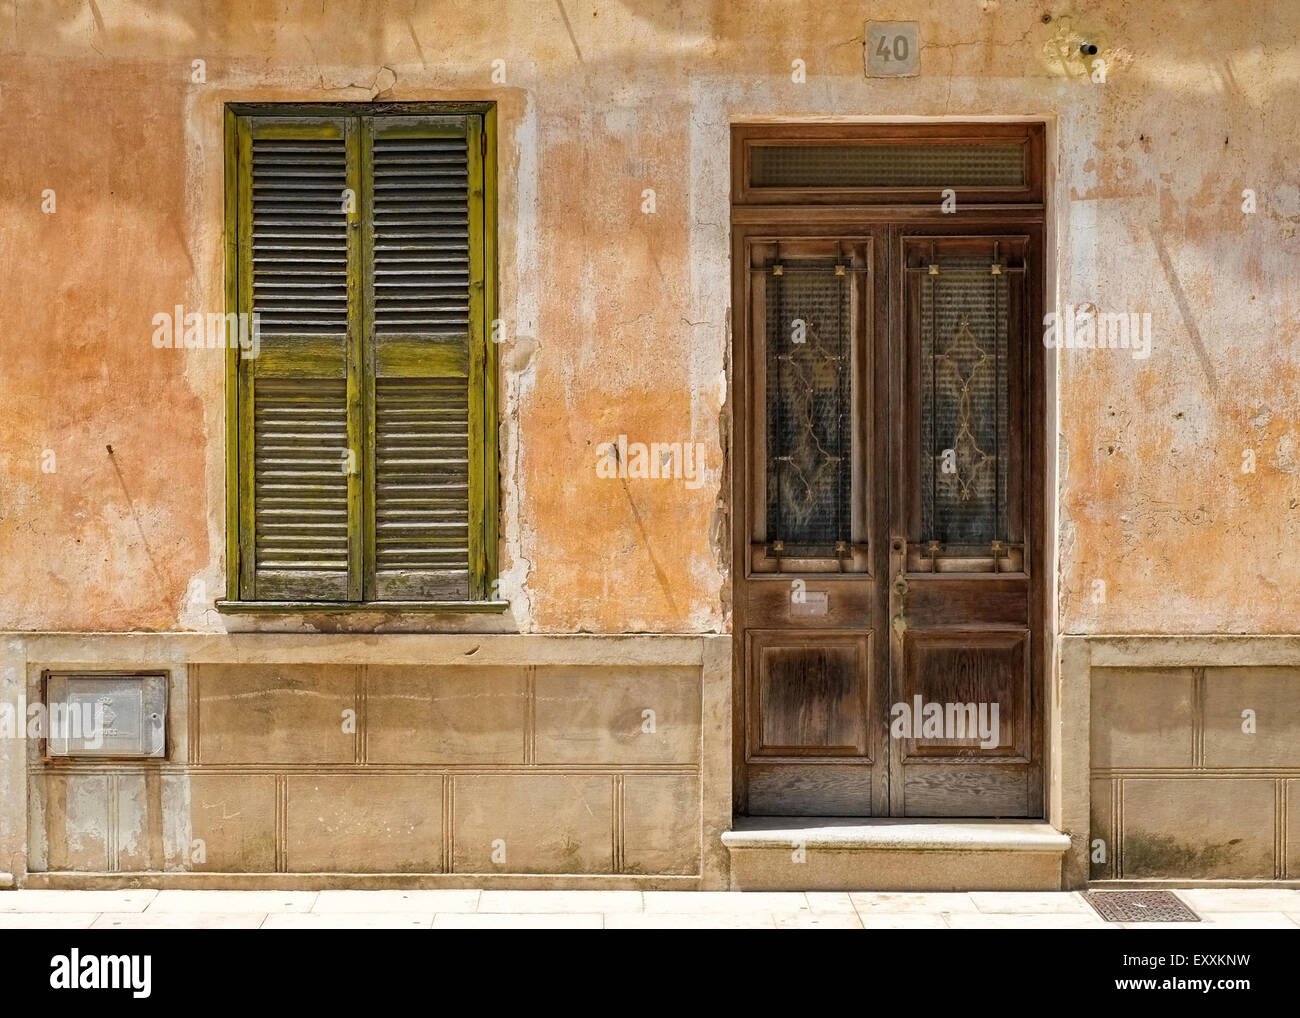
<box><xmin>43</xmin><ymin>672</ymin><xmax>168</xmax><ymax>758</ymax></box>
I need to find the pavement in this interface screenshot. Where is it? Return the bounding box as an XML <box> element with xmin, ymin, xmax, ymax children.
<box><xmin>0</xmin><ymin>888</ymin><xmax>1298</xmax><ymax>928</ymax></box>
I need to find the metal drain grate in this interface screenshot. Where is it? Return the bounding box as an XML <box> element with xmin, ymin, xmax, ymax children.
<box><xmin>1084</xmin><ymin>890</ymin><xmax>1200</xmax><ymax>923</ymax></box>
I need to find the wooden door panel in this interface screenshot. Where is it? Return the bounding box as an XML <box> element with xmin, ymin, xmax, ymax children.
<box><xmin>744</xmin><ymin>580</ymin><xmax>873</xmax><ymax>630</ymax></box>
<box><xmin>902</xmin><ymin>577</ymin><xmax>1028</xmax><ymax>628</ymax></box>
<box><xmin>890</xmin><ymin>629</ymin><xmax>1034</xmax><ymax>815</ymax></box>
<box><xmin>748</xmin><ymin>764</ymin><xmax>877</xmax><ymax>817</ymax></box>
<box><xmin>894</xmin><ymin>630</ymin><xmax>1029</xmax><ymax>761</ymax></box>
<box><xmin>901</xmin><ymin>766</ymin><xmax>1030</xmax><ymax>818</ymax></box>
<box><xmin>748</xmin><ymin>632</ymin><xmax>873</xmax><ymax>757</ymax></box>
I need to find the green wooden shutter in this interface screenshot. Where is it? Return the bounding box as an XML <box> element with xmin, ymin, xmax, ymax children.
<box><xmin>236</xmin><ymin>116</ymin><xmax>363</xmax><ymax>601</ymax></box>
<box><xmin>362</xmin><ymin>115</ymin><xmax>485</xmax><ymax>600</ymax></box>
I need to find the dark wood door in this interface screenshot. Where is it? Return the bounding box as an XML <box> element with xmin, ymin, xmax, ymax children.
<box><xmin>733</xmin><ymin>218</ymin><xmax>1044</xmax><ymax>818</ymax></box>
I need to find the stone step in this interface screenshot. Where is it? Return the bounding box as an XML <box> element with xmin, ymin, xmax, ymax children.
<box><xmin>722</xmin><ymin>818</ymin><xmax>1072</xmax><ymax>891</ymax></box>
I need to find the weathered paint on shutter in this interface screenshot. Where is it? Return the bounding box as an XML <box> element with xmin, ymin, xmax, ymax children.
<box><xmin>362</xmin><ymin>115</ymin><xmax>484</xmax><ymax>600</ymax></box>
<box><xmin>236</xmin><ymin>116</ymin><xmax>363</xmax><ymax>600</ymax></box>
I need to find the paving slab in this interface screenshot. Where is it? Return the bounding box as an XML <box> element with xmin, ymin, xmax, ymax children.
<box><xmin>605</xmin><ymin>911</ymin><xmax>777</xmax><ymax>929</ymax></box>
<box><xmin>432</xmin><ymin>912</ymin><xmax>603</xmax><ymax>929</ymax></box>
<box><xmin>802</xmin><ymin>891</ymin><xmax>860</xmax><ymax>915</ymax></box>
<box><xmin>1195</xmin><ymin>911</ymin><xmax>1299</xmax><ymax>928</ymax></box>
<box><xmin>773</xmin><ymin>911</ymin><xmax>864</xmax><ymax>929</ymax></box>
<box><xmin>857</xmin><ymin>912</ymin><xmax>950</xmax><ymax>929</ymax></box>
<box><xmin>313</xmin><ymin>890</ymin><xmax>480</xmax><ymax>913</ymax></box>
<box><xmin>476</xmin><ymin>889</ymin><xmax>642</xmax><ymax>913</ymax></box>
<box><xmin>263</xmin><ymin>912</ymin><xmax>433</xmax><ymax>929</ymax></box>
<box><xmin>969</xmin><ymin>891</ymin><xmax>1092</xmax><ymax>914</ymax></box>
<box><xmin>643</xmin><ymin>890</ymin><xmax>807</xmax><ymax>913</ymax></box>
<box><xmin>0</xmin><ymin>913</ymin><xmax>99</xmax><ymax>928</ymax></box>
<box><xmin>1176</xmin><ymin>889</ymin><xmax>1300</xmax><ymax>913</ymax></box>
<box><xmin>0</xmin><ymin>890</ymin><xmax>156</xmax><ymax>913</ymax></box>
<box><xmin>945</xmin><ymin>912</ymin><xmax>1111</xmax><ymax>929</ymax></box>
<box><xmin>146</xmin><ymin>890</ymin><xmax>318</xmax><ymax>913</ymax></box>
<box><xmin>849</xmin><ymin>892</ymin><xmax>980</xmax><ymax>913</ymax></box>
<box><xmin>0</xmin><ymin>888</ymin><xmax>1293</xmax><ymax>929</ymax></box>
<box><xmin>93</xmin><ymin>912</ymin><xmax>267</xmax><ymax>929</ymax></box>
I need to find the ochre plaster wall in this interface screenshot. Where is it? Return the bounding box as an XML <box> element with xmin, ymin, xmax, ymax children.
<box><xmin>1</xmin><ymin>2</ymin><xmax>1297</xmax><ymax>635</ymax></box>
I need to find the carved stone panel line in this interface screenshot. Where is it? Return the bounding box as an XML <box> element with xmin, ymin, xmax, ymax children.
<box><xmin>612</xmin><ymin>773</ymin><xmax>626</xmax><ymax>874</ymax></box>
<box><xmin>107</xmin><ymin>773</ymin><xmax>120</xmax><ymax>873</ymax></box>
<box><xmin>188</xmin><ymin>665</ymin><xmax>201</xmax><ymax>765</ymax></box>
<box><xmin>355</xmin><ymin>666</ymin><xmax>367</xmax><ymax>765</ymax></box>
<box><xmin>1192</xmin><ymin>666</ymin><xmax>1206</xmax><ymax>768</ymax></box>
<box><xmin>1276</xmin><ymin>778</ymin><xmax>1288</xmax><ymax>880</ymax></box>
<box><xmin>1111</xmin><ymin>776</ymin><xmax>1123</xmax><ymax>879</ymax></box>
<box><xmin>442</xmin><ymin>773</ymin><xmax>454</xmax><ymax>874</ymax></box>
<box><xmin>275</xmin><ymin>774</ymin><xmax>288</xmax><ymax>873</ymax></box>
<box><xmin>525</xmin><ymin>665</ymin><xmax>537</xmax><ymax>765</ymax></box>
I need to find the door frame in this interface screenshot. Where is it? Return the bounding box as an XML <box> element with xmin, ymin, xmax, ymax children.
<box><xmin>728</xmin><ymin>120</ymin><xmax>1049</xmax><ymax>819</ymax></box>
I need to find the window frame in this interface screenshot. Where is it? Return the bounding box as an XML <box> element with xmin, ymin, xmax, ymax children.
<box><xmin>217</xmin><ymin>101</ymin><xmax>502</xmax><ymax>614</ymax></box>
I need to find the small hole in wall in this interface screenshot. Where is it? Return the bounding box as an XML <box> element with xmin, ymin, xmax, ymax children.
<box><xmin>1041</xmin><ymin>13</ymin><xmax>1052</xmax><ymax>23</ymax></box>
<box><xmin>1080</xmin><ymin>42</ymin><xmax>1099</xmax><ymax>56</ymax></box>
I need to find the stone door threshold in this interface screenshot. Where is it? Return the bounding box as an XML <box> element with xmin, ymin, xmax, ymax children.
<box><xmin>723</xmin><ymin>817</ymin><xmax>1072</xmax><ymax>853</ymax></box>
<box><xmin>722</xmin><ymin>818</ymin><xmax>1071</xmax><ymax>890</ymax></box>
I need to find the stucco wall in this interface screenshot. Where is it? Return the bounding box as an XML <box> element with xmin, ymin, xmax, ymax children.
<box><xmin>1</xmin><ymin>1</ymin><xmax>1298</xmax><ymax>635</ymax></box>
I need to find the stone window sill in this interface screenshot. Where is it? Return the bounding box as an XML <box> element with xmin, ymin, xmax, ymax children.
<box><xmin>215</xmin><ymin>600</ymin><xmax>510</xmax><ymax>615</ymax></box>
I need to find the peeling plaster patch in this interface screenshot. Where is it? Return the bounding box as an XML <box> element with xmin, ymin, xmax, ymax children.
<box><xmin>64</xmin><ymin>775</ymin><xmax>110</xmax><ymax>867</ymax></box>
<box><xmin>501</xmin><ymin>93</ymin><xmax>541</xmax><ymax>631</ymax></box>
<box><xmin>1277</xmin><ymin>433</ymin><xmax>1300</xmax><ymax>476</ymax></box>
<box><xmin>163</xmin><ymin>772</ymin><xmax>192</xmax><ymax>871</ymax></box>
<box><xmin>178</xmin><ymin>572</ymin><xmax>224</xmax><ymax>631</ymax></box>
<box><xmin>1040</xmin><ymin>15</ymin><xmax>1110</xmax><ymax>78</ymax></box>
<box><xmin>1164</xmin><ymin>398</ymin><xmax>1211</xmax><ymax>457</ymax></box>
<box><xmin>686</xmin><ymin>82</ymin><xmax>730</xmax><ymax>633</ymax></box>
<box><xmin>181</xmin><ymin>78</ymin><xmax>228</xmax><ymax>635</ymax></box>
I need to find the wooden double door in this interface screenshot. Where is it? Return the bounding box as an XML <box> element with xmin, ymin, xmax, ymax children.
<box><xmin>732</xmin><ymin>222</ymin><xmax>1045</xmax><ymax>818</ymax></box>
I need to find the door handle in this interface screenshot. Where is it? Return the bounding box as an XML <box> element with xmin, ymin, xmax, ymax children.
<box><xmin>891</xmin><ymin>575</ymin><xmax>908</xmax><ymax>635</ymax></box>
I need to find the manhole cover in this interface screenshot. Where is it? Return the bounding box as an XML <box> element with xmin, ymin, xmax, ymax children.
<box><xmin>1084</xmin><ymin>890</ymin><xmax>1200</xmax><ymax>923</ymax></box>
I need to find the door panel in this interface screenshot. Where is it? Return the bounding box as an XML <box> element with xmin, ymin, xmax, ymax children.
<box><xmin>748</xmin><ymin>764</ymin><xmax>879</xmax><ymax>817</ymax></box>
<box><xmin>749</xmin><ymin>632</ymin><xmax>873</xmax><ymax>757</ymax></box>
<box><xmin>892</xmin><ymin>630</ymin><xmax>1031</xmax><ymax>817</ymax></box>
<box><xmin>732</xmin><ymin>126</ymin><xmax>1044</xmax><ymax>819</ymax></box>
